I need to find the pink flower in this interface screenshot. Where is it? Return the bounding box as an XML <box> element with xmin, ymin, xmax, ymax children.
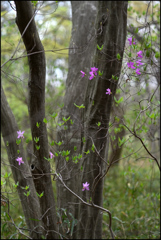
<box><xmin>49</xmin><ymin>151</ymin><xmax>54</xmax><ymax>159</ymax></box>
<box><xmin>89</xmin><ymin>71</ymin><xmax>95</xmax><ymax>80</ymax></box>
<box><xmin>136</xmin><ymin>59</ymin><xmax>143</xmax><ymax>66</ymax></box>
<box><xmin>80</xmin><ymin>71</ymin><xmax>85</xmax><ymax>77</ymax></box>
<box><xmin>137</xmin><ymin>51</ymin><xmax>143</xmax><ymax>58</ymax></box>
<box><xmin>106</xmin><ymin>88</ymin><xmax>112</xmax><ymax>95</ymax></box>
<box><xmin>16</xmin><ymin>157</ymin><xmax>24</xmax><ymax>166</ymax></box>
<box><xmin>136</xmin><ymin>68</ymin><xmax>141</xmax><ymax>75</ymax></box>
<box><xmin>127</xmin><ymin>61</ymin><xmax>135</xmax><ymax>69</ymax></box>
<box><xmin>82</xmin><ymin>182</ymin><xmax>90</xmax><ymax>191</ymax></box>
<box><xmin>17</xmin><ymin>130</ymin><xmax>25</xmax><ymax>138</ymax></box>
<box><xmin>90</xmin><ymin>67</ymin><xmax>98</xmax><ymax>76</ymax></box>
<box><xmin>128</xmin><ymin>37</ymin><xmax>136</xmax><ymax>45</ymax></box>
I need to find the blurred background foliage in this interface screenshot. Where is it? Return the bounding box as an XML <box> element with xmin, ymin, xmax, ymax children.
<box><xmin>1</xmin><ymin>1</ymin><xmax>160</xmax><ymax>239</ymax></box>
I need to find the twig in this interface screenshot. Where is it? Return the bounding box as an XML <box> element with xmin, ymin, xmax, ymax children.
<box><xmin>55</xmin><ymin>171</ymin><xmax>115</xmax><ymax>239</ymax></box>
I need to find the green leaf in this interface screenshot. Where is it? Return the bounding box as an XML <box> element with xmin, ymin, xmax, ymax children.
<box><xmin>36</xmin><ymin>122</ymin><xmax>40</xmax><ymax>128</ymax></box>
<box><xmin>31</xmin><ymin>1</ymin><xmax>38</xmax><ymax>7</ymax></box>
<box><xmin>16</xmin><ymin>139</ymin><xmax>21</xmax><ymax>145</ymax></box>
<box><xmin>57</xmin><ymin>122</ymin><xmax>64</xmax><ymax>126</ymax></box>
<box><xmin>35</xmin><ymin>145</ymin><xmax>40</xmax><ymax>150</ymax></box>
<box><xmin>50</xmin><ymin>112</ymin><xmax>58</xmax><ymax>119</ymax></box>
<box><xmin>58</xmin><ymin>103</ymin><xmax>64</xmax><ymax>109</ymax></box>
<box><xmin>55</xmin><ymin>152</ymin><xmax>59</xmax><ymax>157</ymax></box>
<box><xmin>43</xmin><ymin>118</ymin><xmax>48</xmax><ymax>124</ymax></box>
<box><xmin>117</xmin><ymin>53</ymin><xmax>121</xmax><ymax>60</ymax></box>
<box><xmin>36</xmin><ymin>191</ymin><xmax>44</xmax><ymax>198</ymax></box>
<box><xmin>155</xmin><ymin>52</ymin><xmax>160</xmax><ymax>58</ymax></box>
<box><xmin>17</xmin><ymin>150</ymin><xmax>20</xmax><ymax>154</ymax></box>
<box><xmin>84</xmin><ymin>150</ymin><xmax>90</xmax><ymax>154</ymax></box>
<box><xmin>96</xmin><ymin>122</ymin><xmax>101</xmax><ymax>127</ymax></box>
<box><xmin>70</xmin><ymin>119</ymin><xmax>74</xmax><ymax>125</ymax></box>
<box><xmin>115</xmin><ymin>116</ymin><xmax>120</xmax><ymax>122</ymax></box>
<box><xmin>135</xmin><ymin>27</ymin><xmax>138</xmax><ymax>33</ymax></box>
<box><xmin>78</xmin><ymin>154</ymin><xmax>82</xmax><ymax>159</ymax></box>
<box><xmin>66</xmin><ymin>150</ymin><xmax>70</xmax><ymax>156</ymax></box>
<box><xmin>97</xmin><ymin>44</ymin><xmax>103</xmax><ymax>50</ymax></box>
<box><xmin>50</xmin><ymin>141</ymin><xmax>55</xmax><ymax>146</ymax></box>
<box><xmin>13</xmin><ymin>181</ymin><xmax>19</xmax><ymax>188</ymax></box>
<box><xmin>146</xmin><ymin>50</ymin><xmax>150</xmax><ymax>57</ymax></box>
<box><xmin>149</xmin><ymin>113</ymin><xmax>155</xmax><ymax>119</ymax></box>
<box><xmin>62</xmin><ymin>116</ymin><xmax>70</xmax><ymax>122</ymax></box>
<box><xmin>98</xmin><ymin>71</ymin><xmax>103</xmax><ymax>76</ymax></box>
<box><xmin>26</xmin><ymin>138</ymin><xmax>30</xmax><ymax>144</ymax></box>
<box><xmin>118</xmin><ymin>137</ymin><xmax>126</xmax><ymax>147</ymax></box>
<box><xmin>91</xmin><ymin>144</ymin><xmax>95</xmax><ymax>152</ymax></box>
<box><xmin>72</xmin><ymin>155</ymin><xmax>78</xmax><ymax>163</ymax></box>
<box><xmin>55</xmin><ymin>141</ymin><xmax>63</xmax><ymax>146</ymax></box>
<box><xmin>1</xmin><ymin>180</ymin><xmax>6</xmax><ymax>186</ymax></box>
<box><xmin>24</xmin><ymin>190</ymin><xmax>30</xmax><ymax>197</ymax></box>
<box><xmin>114</xmin><ymin>96</ymin><xmax>124</xmax><ymax>104</ymax></box>
<box><xmin>44</xmin><ymin>157</ymin><xmax>51</xmax><ymax>161</ymax></box>
<box><xmin>74</xmin><ymin>146</ymin><xmax>77</xmax><ymax>151</ymax></box>
<box><xmin>34</xmin><ymin>137</ymin><xmax>39</xmax><ymax>143</ymax></box>
<box><xmin>114</xmin><ymin>127</ymin><xmax>121</xmax><ymax>134</ymax></box>
<box><xmin>74</xmin><ymin>103</ymin><xmax>85</xmax><ymax>109</ymax></box>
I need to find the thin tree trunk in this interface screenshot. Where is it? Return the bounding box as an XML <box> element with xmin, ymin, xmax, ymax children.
<box><xmin>15</xmin><ymin>2</ymin><xmax>58</xmax><ymax>238</ymax></box>
<box><xmin>1</xmin><ymin>86</ymin><xmax>43</xmax><ymax>239</ymax></box>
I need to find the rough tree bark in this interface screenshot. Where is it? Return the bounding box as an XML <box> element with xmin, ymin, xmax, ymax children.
<box><xmin>56</xmin><ymin>2</ymin><xmax>98</xmax><ymax>238</ymax></box>
<box><xmin>78</xmin><ymin>2</ymin><xmax>128</xmax><ymax>238</ymax></box>
<box><xmin>109</xmin><ymin>98</ymin><xmax>126</xmax><ymax>165</ymax></box>
<box><xmin>14</xmin><ymin>1</ymin><xmax>58</xmax><ymax>239</ymax></box>
<box><xmin>56</xmin><ymin>1</ymin><xmax>127</xmax><ymax>239</ymax></box>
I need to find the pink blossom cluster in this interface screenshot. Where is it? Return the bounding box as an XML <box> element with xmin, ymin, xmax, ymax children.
<box><xmin>127</xmin><ymin>51</ymin><xmax>143</xmax><ymax>75</ymax></box>
<box><xmin>80</xmin><ymin>67</ymin><xmax>112</xmax><ymax>95</ymax></box>
<box><xmin>80</xmin><ymin>67</ymin><xmax>98</xmax><ymax>80</ymax></box>
<box><xmin>127</xmin><ymin>37</ymin><xmax>144</xmax><ymax>75</ymax></box>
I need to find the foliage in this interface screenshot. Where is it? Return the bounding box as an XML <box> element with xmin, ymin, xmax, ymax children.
<box><xmin>103</xmin><ymin>163</ymin><xmax>160</xmax><ymax>239</ymax></box>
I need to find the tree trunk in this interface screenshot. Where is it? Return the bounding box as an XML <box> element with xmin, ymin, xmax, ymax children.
<box><xmin>56</xmin><ymin>1</ymin><xmax>98</xmax><ymax>237</ymax></box>
<box><xmin>1</xmin><ymin>86</ymin><xmax>43</xmax><ymax>239</ymax></box>
<box><xmin>56</xmin><ymin>1</ymin><xmax>127</xmax><ymax>239</ymax></box>
<box><xmin>78</xmin><ymin>2</ymin><xmax>127</xmax><ymax>238</ymax></box>
<box><xmin>14</xmin><ymin>2</ymin><xmax>58</xmax><ymax>238</ymax></box>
